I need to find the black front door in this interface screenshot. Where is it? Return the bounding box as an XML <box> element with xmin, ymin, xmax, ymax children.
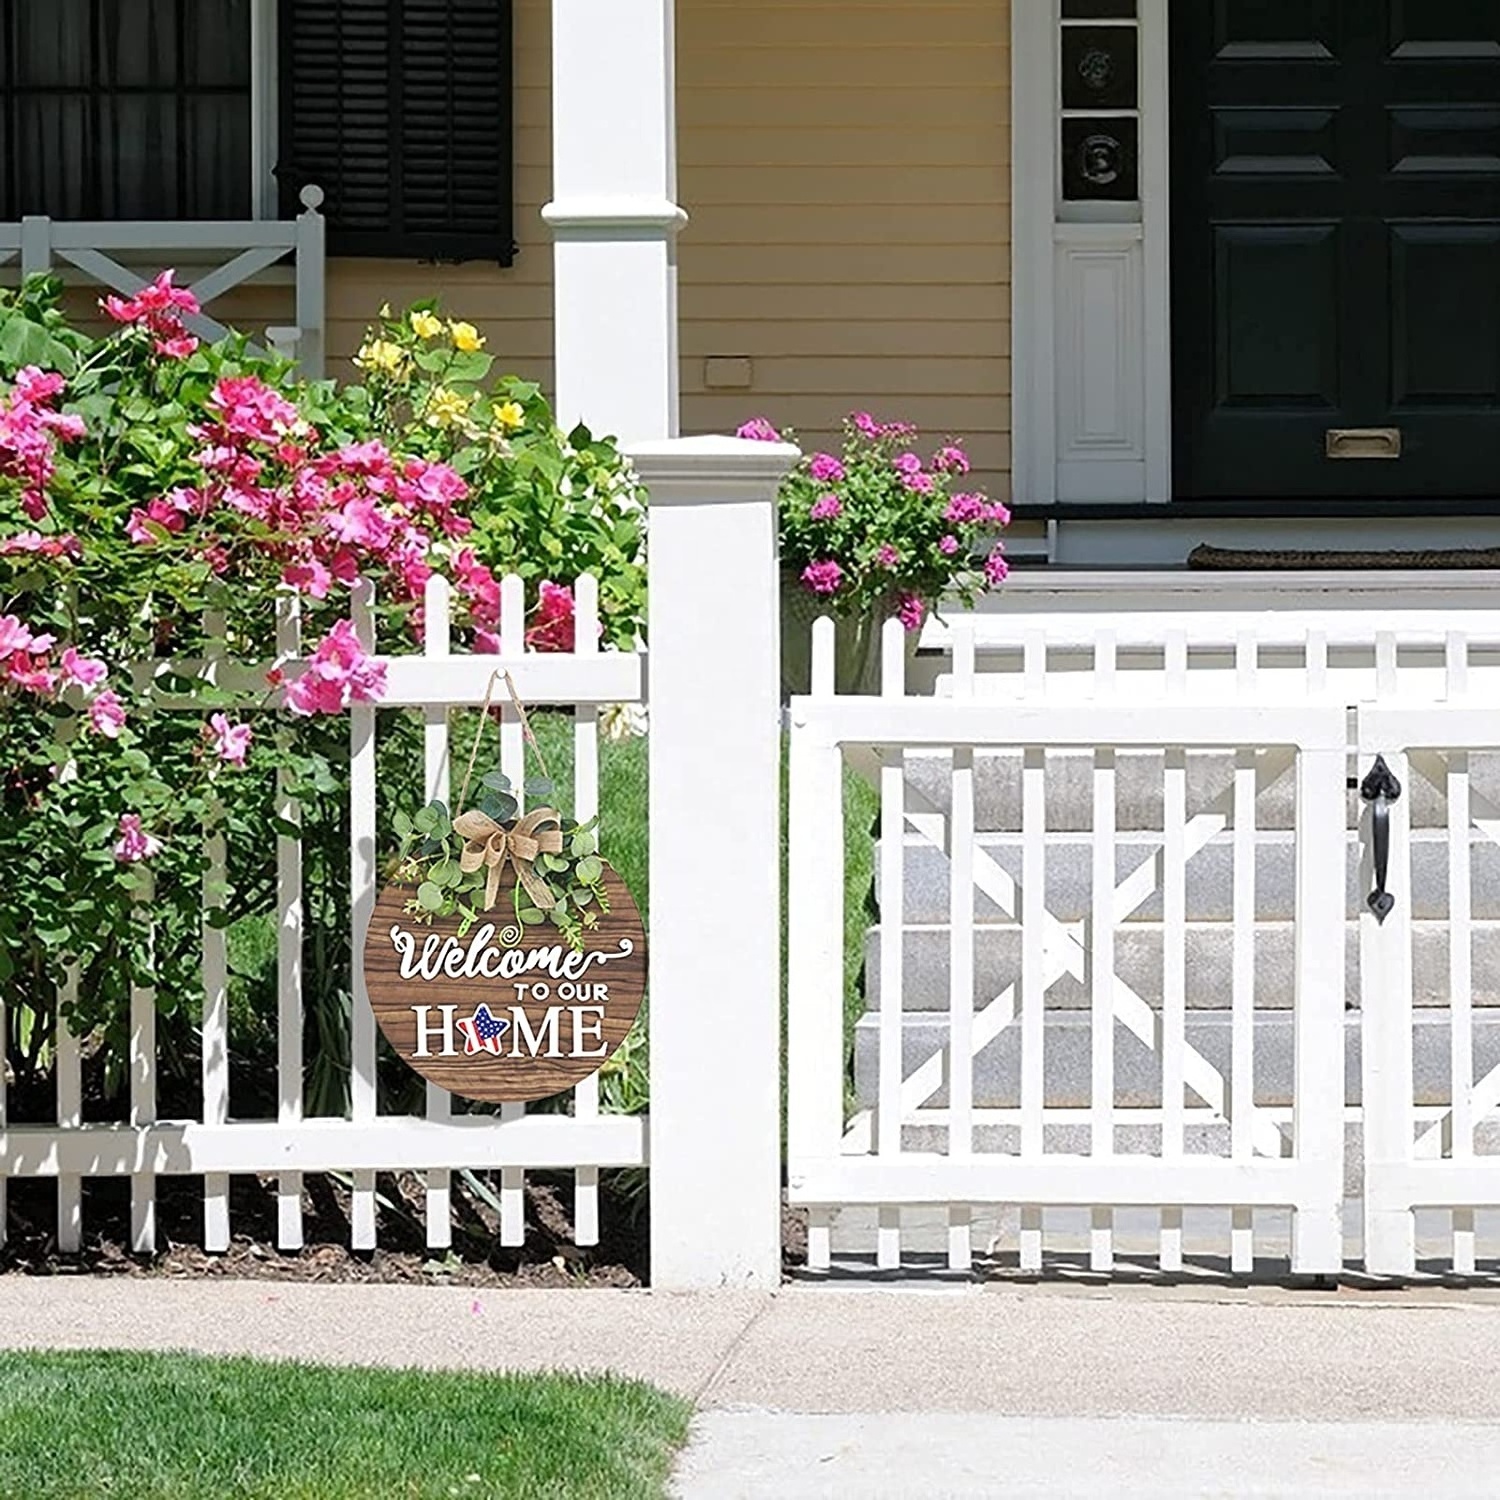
<box><xmin>1171</xmin><ymin>1</ymin><xmax>1500</xmax><ymax>500</ymax></box>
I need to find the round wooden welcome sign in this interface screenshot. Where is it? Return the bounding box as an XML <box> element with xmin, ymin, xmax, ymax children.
<box><xmin>362</xmin><ymin>868</ymin><xmax>647</xmax><ymax>1104</ymax></box>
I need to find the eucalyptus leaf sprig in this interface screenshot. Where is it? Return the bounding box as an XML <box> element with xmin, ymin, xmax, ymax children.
<box><xmin>389</xmin><ymin>771</ymin><xmax>609</xmax><ymax>950</ymax></box>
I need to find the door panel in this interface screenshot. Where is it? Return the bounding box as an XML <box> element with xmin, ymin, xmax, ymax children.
<box><xmin>1172</xmin><ymin>0</ymin><xmax>1500</xmax><ymax>499</ymax></box>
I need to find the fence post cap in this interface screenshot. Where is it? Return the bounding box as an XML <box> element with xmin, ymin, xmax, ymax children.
<box><xmin>627</xmin><ymin>434</ymin><xmax>802</xmax><ymax>504</ymax></box>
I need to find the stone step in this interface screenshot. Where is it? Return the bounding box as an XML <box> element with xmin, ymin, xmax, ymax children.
<box><xmin>897</xmin><ymin>748</ymin><xmax>1497</xmax><ymax>833</ymax></box>
<box><xmin>862</xmin><ymin>919</ymin><xmax>1499</xmax><ymax>1011</ymax></box>
<box><xmin>882</xmin><ymin>829</ymin><xmax>1500</xmax><ymax>926</ymax></box>
<box><xmin>851</xmin><ymin>1009</ymin><xmax>1498</xmax><ymax>1110</ymax></box>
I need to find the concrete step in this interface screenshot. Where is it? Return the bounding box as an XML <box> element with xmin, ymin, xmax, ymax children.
<box><xmin>883</xmin><ymin>829</ymin><xmax>1500</xmax><ymax>925</ymax></box>
<box><xmin>897</xmin><ymin>748</ymin><xmax>1500</xmax><ymax>833</ymax></box>
<box><xmin>851</xmin><ymin>1008</ymin><xmax>1500</xmax><ymax>1110</ymax></box>
<box><xmin>863</xmin><ymin>919</ymin><xmax>1499</xmax><ymax>1011</ymax></box>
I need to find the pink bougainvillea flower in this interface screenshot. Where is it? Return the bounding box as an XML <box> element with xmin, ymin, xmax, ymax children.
<box><xmin>810</xmin><ymin>493</ymin><xmax>842</xmax><ymax>522</ymax></box>
<box><xmin>808</xmin><ymin>453</ymin><xmax>845</xmax><ymax>484</ymax></box>
<box><xmin>897</xmin><ymin>593</ymin><xmax>927</xmax><ymax>633</ymax></box>
<box><xmin>851</xmin><ymin>411</ymin><xmax>881</xmax><ymax>438</ymax></box>
<box><xmin>984</xmin><ymin>545</ymin><xmax>1010</xmax><ymax>586</ymax></box>
<box><xmin>526</xmin><ymin>581</ymin><xmax>577</xmax><ymax>654</ymax></box>
<box><xmin>284</xmin><ymin>618</ymin><xmax>387</xmax><ymax>716</ymax></box>
<box><xmin>112</xmin><ymin>813</ymin><xmax>162</xmax><ymax>864</ymax></box>
<box><xmin>102</xmin><ymin>269</ymin><xmax>199</xmax><ymax>327</ymax></box>
<box><xmin>207</xmin><ymin>712</ymin><xmax>253</xmax><ymax>767</ymax></box>
<box><xmin>933</xmin><ymin>445</ymin><xmax>970</xmax><ymax>475</ymax></box>
<box><xmin>155</xmin><ymin>335</ymin><xmax>200</xmax><ymax>361</ymax></box>
<box><xmin>944</xmin><ymin>493</ymin><xmax>986</xmax><ymax>525</ymax></box>
<box><xmin>875</xmin><ymin>544</ymin><xmax>900</xmax><ymax>569</ymax></box>
<box><xmin>125</xmin><ymin>491</ymin><xmax>193</xmax><ymax>545</ymax></box>
<box><xmin>901</xmin><ymin>472</ymin><xmax>936</xmax><ymax>495</ymax></box>
<box><xmin>282</xmin><ymin>557</ymin><xmax>333</xmax><ymax>599</ymax></box>
<box><xmin>802</xmin><ymin>559</ymin><xmax>844</xmax><ymax>596</ymax></box>
<box><xmin>59</xmin><ymin>646</ymin><xmax>108</xmax><ymax>689</ymax></box>
<box><xmin>0</xmin><ymin>365</ymin><xmax>84</xmax><ymax>522</ymax></box>
<box><xmin>325</xmin><ymin>494</ymin><xmax>396</xmax><ymax>551</ymax></box>
<box><xmin>0</xmin><ymin>614</ymin><xmax>42</xmax><ymax>658</ymax></box>
<box><xmin>893</xmin><ymin>452</ymin><xmax>923</xmax><ymax>477</ymax></box>
<box><xmin>987</xmin><ymin>501</ymin><xmax>1013</xmax><ymax>526</ymax></box>
<box><xmin>0</xmin><ymin>530</ymin><xmax>81</xmax><ymax>559</ymax></box>
<box><xmin>939</xmin><ymin>535</ymin><xmax>961</xmax><ymax>556</ymax></box>
<box><xmin>736</xmin><ymin>418</ymin><xmax>781</xmax><ymax>443</ymax></box>
<box><xmin>5</xmin><ymin>654</ymin><xmax>57</xmax><ymax>693</ymax></box>
<box><xmin>88</xmin><ymin>689</ymin><xmax>127</xmax><ymax>738</ymax></box>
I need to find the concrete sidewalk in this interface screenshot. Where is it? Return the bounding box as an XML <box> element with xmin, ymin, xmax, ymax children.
<box><xmin>3</xmin><ymin>1278</ymin><xmax>1500</xmax><ymax>1494</ymax></box>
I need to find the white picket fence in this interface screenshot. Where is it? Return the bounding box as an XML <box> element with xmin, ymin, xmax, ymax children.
<box><xmin>789</xmin><ymin>602</ymin><xmax>1500</xmax><ymax>1278</ymax></box>
<box><xmin>0</xmin><ymin>572</ymin><xmax>645</xmax><ymax>1257</ymax></box>
<box><xmin>0</xmin><ymin>436</ymin><xmax>792</xmax><ymax>1290</ymax></box>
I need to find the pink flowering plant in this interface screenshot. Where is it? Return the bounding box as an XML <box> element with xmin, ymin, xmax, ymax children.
<box><xmin>342</xmin><ymin>302</ymin><xmax>647</xmax><ymax>651</ymax></box>
<box><xmin>0</xmin><ymin>275</ymin><xmax>643</xmax><ymax>1101</ymax></box>
<box><xmin>744</xmin><ymin>412</ymin><xmax>1010</xmax><ymax>638</ymax></box>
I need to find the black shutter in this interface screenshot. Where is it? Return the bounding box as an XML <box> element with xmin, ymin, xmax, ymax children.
<box><xmin>277</xmin><ymin>0</ymin><xmax>514</xmax><ymax>264</ymax></box>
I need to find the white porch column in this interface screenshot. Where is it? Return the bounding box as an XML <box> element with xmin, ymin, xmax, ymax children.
<box><xmin>631</xmin><ymin>435</ymin><xmax>801</xmax><ymax>1290</ymax></box>
<box><xmin>544</xmin><ymin>0</ymin><xmax>685</xmax><ymax>446</ymax></box>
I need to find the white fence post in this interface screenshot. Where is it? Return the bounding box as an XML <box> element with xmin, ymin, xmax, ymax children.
<box><xmin>631</xmin><ymin>434</ymin><xmax>800</xmax><ymax>1289</ymax></box>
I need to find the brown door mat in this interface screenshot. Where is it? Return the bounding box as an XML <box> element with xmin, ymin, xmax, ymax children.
<box><xmin>1187</xmin><ymin>544</ymin><xmax>1500</xmax><ymax>571</ymax></box>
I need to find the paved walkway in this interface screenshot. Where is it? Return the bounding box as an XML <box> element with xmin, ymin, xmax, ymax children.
<box><xmin>3</xmin><ymin>1278</ymin><xmax>1500</xmax><ymax>1495</ymax></box>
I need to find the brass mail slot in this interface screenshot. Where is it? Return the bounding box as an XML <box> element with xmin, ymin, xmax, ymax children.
<box><xmin>1326</xmin><ymin>427</ymin><xmax>1402</xmax><ymax>460</ymax></box>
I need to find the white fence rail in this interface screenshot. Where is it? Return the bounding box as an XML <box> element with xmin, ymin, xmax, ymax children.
<box><xmin>0</xmin><ymin>572</ymin><xmax>644</xmax><ymax>1257</ymax></box>
<box><xmin>0</xmin><ymin>187</ymin><xmax>327</xmax><ymax>377</ymax></box>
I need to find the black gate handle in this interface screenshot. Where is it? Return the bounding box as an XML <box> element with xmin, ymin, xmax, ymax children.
<box><xmin>1360</xmin><ymin>755</ymin><xmax>1403</xmax><ymax>926</ymax></box>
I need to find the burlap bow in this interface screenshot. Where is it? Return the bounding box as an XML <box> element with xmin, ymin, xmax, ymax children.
<box><xmin>453</xmin><ymin>806</ymin><xmax>566</xmax><ymax>912</ymax></box>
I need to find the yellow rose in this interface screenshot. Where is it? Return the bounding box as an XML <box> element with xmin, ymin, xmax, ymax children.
<box><xmin>425</xmin><ymin>387</ymin><xmax>473</xmax><ymax>428</ymax></box>
<box><xmin>353</xmin><ymin>339</ymin><xmax>408</xmax><ymax>376</ymax></box>
<box><xmin>493</xmin><ymin>400</ymin><xmax>526</xmax><ymax>431</ymax></box>
<box><xmin>409</xmin><ymin>309</ymin><xmax>444</xmax><ymax>340</ymax></box>
<box><xmin>449</xmin><ymin>320</ymin><xmax>486</xmax><ymax>352</ymax></box>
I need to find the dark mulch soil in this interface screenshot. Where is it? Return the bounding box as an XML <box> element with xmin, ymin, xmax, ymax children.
<box><xmin>0</xmin><ymin>1170</ymin><xmax>648</xmax><ymax>1288</ymax></box>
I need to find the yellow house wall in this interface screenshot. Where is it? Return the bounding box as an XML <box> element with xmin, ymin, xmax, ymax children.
<box><xmin>322</xmin><ymin>0</ymin><xmax>1014</xmax><ymax>496</ymax></box>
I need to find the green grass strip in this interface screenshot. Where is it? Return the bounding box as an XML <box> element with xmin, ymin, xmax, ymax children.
<box><xmin>0</xmin><ymin>1350</ymin><xmax>691</xmax><ymax>1500</ymax></box>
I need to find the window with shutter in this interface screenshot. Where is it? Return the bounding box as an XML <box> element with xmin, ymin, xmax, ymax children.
<box><xmin>277</xmin><ymin>0</ymin><xmax>515</xmax><ymax>264</ymax></box>
<box><xmin>0</xmin><ymin>0</ymin><xmax>254</xmax><ymax>221</ymax></box>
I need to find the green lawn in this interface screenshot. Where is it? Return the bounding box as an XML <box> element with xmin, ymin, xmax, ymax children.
<box><xmin>0</xmin><ymin>1351</ymin><xmax>691</xmax><ymax>1500</ymax></box>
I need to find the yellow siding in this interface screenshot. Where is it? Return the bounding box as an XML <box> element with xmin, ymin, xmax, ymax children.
<box><xmin>323</xmin><ymin>0</ymin><xmax>1014</xmax><ymax>495</ymax></box>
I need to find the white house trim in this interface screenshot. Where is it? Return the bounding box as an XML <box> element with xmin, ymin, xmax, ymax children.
<box><xmin>1012</xmin><ymin>0</ymin><xmax>1171</xmax><ymax>508</ymax></box>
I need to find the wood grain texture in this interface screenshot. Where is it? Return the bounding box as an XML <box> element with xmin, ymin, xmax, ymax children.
<box><xmin>363</xmin><ymin>868</ymin><xmax>646</xmax><ymax>1104</ymax></box>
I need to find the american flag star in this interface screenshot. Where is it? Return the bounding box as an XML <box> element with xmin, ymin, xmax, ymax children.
<box><xmin>455</xmin><ymin>1004</ymin><xmax>510</xmax><ymax>1057</ymax></box>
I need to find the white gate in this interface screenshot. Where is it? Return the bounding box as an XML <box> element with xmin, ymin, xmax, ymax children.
<box><xmin>786</xmin><ymin>618</ymin><xmax>1349</xmax><ymax>1277</ymax></box>
<box><xmin>1358</xmin><ymin>703</ymin><xmax>1500</xmax><ymax>1276</ymax></box>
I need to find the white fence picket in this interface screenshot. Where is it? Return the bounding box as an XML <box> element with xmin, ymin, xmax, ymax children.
<box><xmin>130</xmin><ymin>878</ymin><xmax>156</xmax><ymax>1254</ymax></box>
<box><xmin>423</xmin><ymin>575</ymin><xmax>455</xmax><ymax>1252</ymax></box>
<box><xmin>55</xmin><ymin>970</ymin><xmax>82</xmax><ymax>1252</ymax></box>
<box><xmin>275</xmin><ymin>593</ymin><xmax>305</xmax><ymax>1250</ymax></box>
<box><xmin>202</xmin><ymin>610</ymin><xmax>231</xmax><ymax>1254</ymax></box>
<box><xmin>349</xmin><ymin>581</ymin><xmax>380</xmax><ymax>1250</ymax></box>
<box><xmin>876</xmin><ymin>619</ymin><xmax>907</xmax><ymax>1272</ymax></box>
<box><xmin>947</xmin><ymin>621</ymin><xmax>976</xmax><ymax>1272</ymax></box>
<box><xmin>571</xmin><ymin>573</ymin><xmax>602</xmax><ymax>1248</ymax></box>
<box><xmin>498</xmin><ymin>574</ymin><xmax>529</xmax><ymax>1248</ymax></box>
